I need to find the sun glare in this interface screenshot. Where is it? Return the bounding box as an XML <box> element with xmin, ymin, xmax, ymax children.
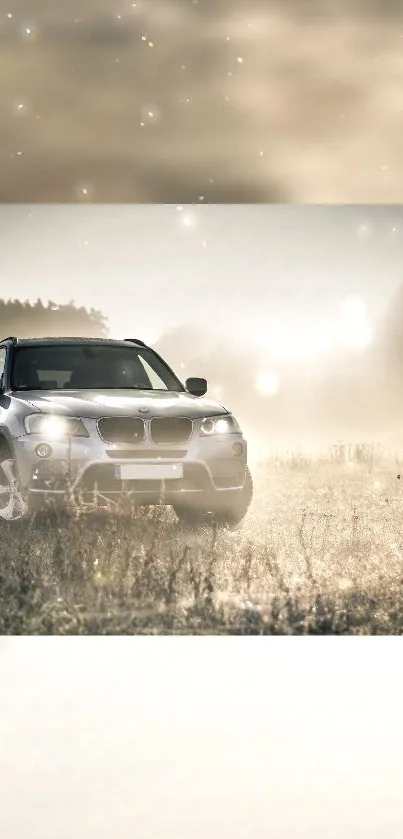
<box><xmin>340</xmin><ymin>295</ymin><xmax>367</xmax><ymax>324</ymax></box>
<box><xmin>177</xmin><ymin>207</ymin><xmax>198</xmax><ymax>229</ymax></box>
<box><xmin>255</xmin><ymin>372</ymin><xmax>279</xmax><ymax>396</ymax></box>
<box><xmin>260</xmin><ymin>297</ymin><xmax>374</xmax><ymax>366</ymax></box>
<box><xmin>341</xmin><ymin>321</ymin><xmax>373</xmax><ymax>350</ymax></box>
<box><xmin>262</xmin><ymin>327</ymin><xmax>331</xmax><ymax>364</ymax></box>
<box><xmin>339</xmin><ymin>295</ymin><xmax>373</xmax><ymax>349</ymax></box>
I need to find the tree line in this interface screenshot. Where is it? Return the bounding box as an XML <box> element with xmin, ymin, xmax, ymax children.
<box><xmin>0</xmin><ymin>298</ymin><xmax>108</xmax><ymax>340</ymax></box>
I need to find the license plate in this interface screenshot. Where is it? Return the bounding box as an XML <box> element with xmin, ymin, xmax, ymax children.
<box><xmin>115</xmin><ymin>463</ymin><xmax>183</xmax><ymax>480</ymax></box>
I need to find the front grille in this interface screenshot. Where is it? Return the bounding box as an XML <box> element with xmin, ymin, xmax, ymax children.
<box><xmin>150</xmin><ymin>417</ymin><xmax>192</xmax><ymax>445</ymax></box>
<box><xmin>97</xmin><ymin>417</ymin><xmax>145</xmax><ymax>444</ymax></box>
<box><xmin>79</xmin><ymin>463</ymin><xmax>211</xmax><ymax>495</ymax></box>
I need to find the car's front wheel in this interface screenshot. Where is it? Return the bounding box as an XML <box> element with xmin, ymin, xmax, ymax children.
<box><xmin>174</xmin><ymin>466</ymin><xmax>253</xmax><ymax>529</ymax></box>
<box><xmin>0</xmin><ymin>456</ymin><xmax>28</xmax><ymax>522</ymax></box>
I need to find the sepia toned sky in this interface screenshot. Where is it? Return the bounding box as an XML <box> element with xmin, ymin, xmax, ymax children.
<box><xmin>1</xmin><ymin>203</ymin><xmax>403</xmax><ymax>347</ymax></box>
<box><xmin>0</xmin><ymin>637</ymin><xmax>403</xmax><ymax>838</ymax></box>
<box><xmin>1</xmin><ymin>0</ymin><xmax>403</xmax><ymax>202</ymax></box>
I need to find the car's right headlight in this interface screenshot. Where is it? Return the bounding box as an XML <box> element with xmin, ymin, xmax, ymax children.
<box><xmin>24</xmin><ymin>414</ymin><xmax>89</xmax><ymax>438</ymax></box>
<box><xmin>199</xmin><ymin>414</ymin><xmax>241</xmax><ymax>436</ymax></box>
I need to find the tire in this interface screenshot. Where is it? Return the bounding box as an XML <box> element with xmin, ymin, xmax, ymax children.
<box><xmin>0</xmin><ymin>455</ymin><xmax>29</xmax><ymax>522</ymax></box>
<box><xmin>174</xmin><ymin>466</ymin><xmax>253</xmax><ymax>529</ymax></box>
<box><xmin>174</xmin><ymin>505</ymin><xmax>209</xmax><ymax>528</ymax></box>
<box><xmin>213</xmin><ymin>466</ymin><xmax>253</xmax><ymax>528</ymax></box>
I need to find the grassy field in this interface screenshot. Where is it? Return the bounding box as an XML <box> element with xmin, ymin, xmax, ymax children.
<box><xmin>1</xmin><ymin>447</ymin><xmax>403</xmax><ymax>634</ymax></box>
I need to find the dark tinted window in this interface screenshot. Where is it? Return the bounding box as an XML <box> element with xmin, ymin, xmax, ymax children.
<box><xmin>10</xmin><ymin>345</ymin><xmax>184</xmax><ymax>392</ymax></box>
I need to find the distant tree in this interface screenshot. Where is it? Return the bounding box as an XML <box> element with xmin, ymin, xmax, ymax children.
<box><xmin>0</xmin><ymin>298</ymin><xmax>108</xmax><ymax>339</ymax></box>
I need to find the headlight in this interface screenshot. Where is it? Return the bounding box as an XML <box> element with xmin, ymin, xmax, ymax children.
<box><xmin>24</xmin><ymin>414</ymin><xmax>89</xmax><ymax>438</ymax></box>
<box><xmin>199</xmin><ymin>414</ymin><xmax>241</xmax><ymax>436</ymax></box>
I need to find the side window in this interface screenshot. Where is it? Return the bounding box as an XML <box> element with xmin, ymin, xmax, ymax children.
<box><xmin>0</xmin><ymin>348</ymin><xmax>6</xmax><ymax>381</ymax></box>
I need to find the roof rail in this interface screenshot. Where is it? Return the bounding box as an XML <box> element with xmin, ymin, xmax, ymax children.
<box><xmin>124</xmin><ymin>338</ymin><xmax>148</xmax><ymax>347</ymax></box>
<box><xmin>0</xmin><ymin>336</ymin><xmax>17</xmax><ymax>344</ymax></box>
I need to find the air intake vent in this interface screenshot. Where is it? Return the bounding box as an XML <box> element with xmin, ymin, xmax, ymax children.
<box><xmin>97</xmin><ymin>417</ymin><xmax>145</xmax><ymax>444</ymax></box>
<box><xmin>150</xmin><ymin>417</ymin><xmax>192</xmax><ymax>445</ymax></box>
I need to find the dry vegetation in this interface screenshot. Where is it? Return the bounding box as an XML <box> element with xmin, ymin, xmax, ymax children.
<box><xmin>1</xmin><ymin>444</ymin><xmax>403</xmax><ymax>635</ymax></box>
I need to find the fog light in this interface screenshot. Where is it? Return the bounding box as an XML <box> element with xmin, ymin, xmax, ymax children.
<box><xmin>232</xmin><ymin>442</ymin><xmax>243</xmax><ymax>457</ymax></box>
<box><xmin>36</xmin><ymin>443</ymin><xmax>52</xmax><ymax>459</ymax></box>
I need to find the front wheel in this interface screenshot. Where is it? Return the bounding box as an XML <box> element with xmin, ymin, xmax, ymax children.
<box><xmin>174</xmin><ymin>467</ymin><xmax>253</xmax><ymax>529</ymax></box>
<box><xmin>0</xmin><ymin>457</ymin><xmax>28</xmax><ymax>522</ymax></box>
<box><xmin>213</xmin><ymin>466</ymin><xmax>253</xmax><ymax>528</ymax></box>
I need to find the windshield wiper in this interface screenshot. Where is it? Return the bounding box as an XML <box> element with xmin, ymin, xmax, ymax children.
<box><xmin>12</xmin><ymin>385</ymin><xmax>41</xmax><ymax>391</ymax></box>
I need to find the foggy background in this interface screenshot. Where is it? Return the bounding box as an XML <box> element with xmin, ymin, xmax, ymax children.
<box><xmin>2</xmin><ymin>203</ymin><xmax>403</xmax><ymax>454</ymax></box>
<box><xmin>0</xmin><ymin>637</ymin><xmax>403</xmax><ymax>838</ymax></box>
<box><xmin>2</xmin><ymin>0</ymin><xmax>403</xmax><ymax>202</ymax></box>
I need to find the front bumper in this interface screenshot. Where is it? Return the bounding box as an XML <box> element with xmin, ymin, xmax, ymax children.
<box><xmin>12</xmin><ymin>419</ymin><xmax>248</xmax><ymax>507</ymax></box>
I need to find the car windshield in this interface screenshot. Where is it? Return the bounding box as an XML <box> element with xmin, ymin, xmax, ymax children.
<box><xmin>10</xmin><ymin>344</ymin><xmax>185</xmax><ymax>392</ymax></box>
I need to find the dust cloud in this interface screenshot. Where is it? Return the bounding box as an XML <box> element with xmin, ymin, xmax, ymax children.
<box><xmin>2</xmin><ymin>0</ymin><xmax>403</xmax><ymax>201</ymax></box>
<box><xmin>154</xmin><ymin>311</ymin><xmax>403</xmax><ymax>459</ymax></box>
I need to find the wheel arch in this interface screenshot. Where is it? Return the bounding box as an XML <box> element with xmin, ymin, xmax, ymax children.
<box><xmin>0</xmin><ymin>426</ymin><xmax>15</xmax><ymax>458</ymax></box>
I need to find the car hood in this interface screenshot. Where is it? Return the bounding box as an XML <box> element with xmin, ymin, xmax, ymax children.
<box><xmin>12</xmin><ymin>389</ymin><xmax>229</xmax><ymax>420</ymax></box>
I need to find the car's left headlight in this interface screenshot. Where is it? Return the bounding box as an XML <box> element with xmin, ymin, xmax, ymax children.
<box><xmin>199</xmin><ymin>414</ymin><xmax>241</xmax><ymax>436</ymax></box>
<box><xmin>24</xmin><ymin>414</ymin><xmax>89</xmax><ymax>438</ymax></box>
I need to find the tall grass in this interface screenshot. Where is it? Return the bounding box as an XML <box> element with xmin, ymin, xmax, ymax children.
<box><xmin>1</xmin><ymin>443</ymin><xmax>403</xmax><ymax>634</ymax></box>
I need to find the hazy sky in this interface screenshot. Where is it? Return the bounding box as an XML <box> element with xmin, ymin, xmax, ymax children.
<box><xmin>1</xmin><ymin>204</ymin><xmax>403</xmax><ymax>348</ymax></box>
<box><xmin>2</xmin><ymin>0</ymin><xmax>403</xmax><ymax>201</ymax></box>
<box><xmin>0</xmin><ymin>637</ymin><xmax>402</xmax><ymax>838</ymax></box>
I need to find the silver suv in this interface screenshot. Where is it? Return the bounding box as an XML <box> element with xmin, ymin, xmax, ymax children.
<box><xmin>0</xmin><ymin>337</ymin><xmax>253</xmax><ymax>525</ymax></box>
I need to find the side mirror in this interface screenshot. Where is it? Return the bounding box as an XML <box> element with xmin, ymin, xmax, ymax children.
<box><xmin>185</xmin><ymin>377</ymin><xmax>207</xmax><ymax>397</ymax></box>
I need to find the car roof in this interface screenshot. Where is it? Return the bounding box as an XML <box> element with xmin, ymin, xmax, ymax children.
<box><xmin>1</xmin><ymin>337</ymin><xmax>147</xmax><ymax>348</ymax></box>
